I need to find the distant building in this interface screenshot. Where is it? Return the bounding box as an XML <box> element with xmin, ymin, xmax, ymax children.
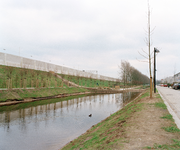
<box><xmin>174</xmin><ymin>72</ymin><xmax>180</xmax><ymax>82</ymax></box>
<box><xmin>161</xmin><ymin>76</ymin><xmax>173</xmax><ymax>84</ymax></box>
<box><xmin>161</xmin><ymin>72</ymin><xmax>180</xmax><ymax>84</ymax></box>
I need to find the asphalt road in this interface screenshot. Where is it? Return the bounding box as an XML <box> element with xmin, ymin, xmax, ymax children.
<box><xmin>157</xmin><ymin>86</ymin><xmax>180</xmax><ymax>129</ymax></box>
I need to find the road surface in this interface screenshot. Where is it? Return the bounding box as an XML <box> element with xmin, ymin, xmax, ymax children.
<box><xmin>157</xmin><ymin>86</ymin><xmax>180</xmax><ymax>129</ymax></box>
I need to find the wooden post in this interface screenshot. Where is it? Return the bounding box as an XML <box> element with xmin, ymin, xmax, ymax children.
<box><xmin>150</xmin><ymin>76</ymin><xmax>152</xmax><ymax>98</ymax></box>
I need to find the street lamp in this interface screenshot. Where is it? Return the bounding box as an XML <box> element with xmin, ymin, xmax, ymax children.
<box><xmin>154</xmin><ymin>47</ymin><xmax>160</xmax><ymax>93</ymax></box>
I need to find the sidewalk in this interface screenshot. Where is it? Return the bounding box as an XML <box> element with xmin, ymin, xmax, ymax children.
<box><xmin>157</xmin><ymin>86</ymin><xmax>180</xmax><ymax>129</ymax></box>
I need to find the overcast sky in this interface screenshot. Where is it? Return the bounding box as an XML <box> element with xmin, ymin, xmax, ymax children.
<box><xmin>0</xmin><ymin>0</ymin><xmax>180</xmax><ymax>80</ymax></box>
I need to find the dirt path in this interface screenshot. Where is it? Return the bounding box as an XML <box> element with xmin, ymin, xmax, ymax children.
<box><xmin>122</xmin><ymin>93</ymin><xmax>180</xmax><ymax>149</ymax></box>
<box><xmin>62</xmin><ymin>91</ymin><xmax>180</xmax><ymax>150</ymax></box>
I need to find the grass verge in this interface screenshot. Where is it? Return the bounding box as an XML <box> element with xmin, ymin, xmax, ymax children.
<box><xmin>154</xmin><ymin>101</ymin><xmax>167</xmax><ymax>109</ymax></box>
<box><xmin>161</xmin><ymin>114</ymin><xmax>173</xmax><ymax>121</ymax></box>
<box><xmin>62</xmin><ymin>91</ymin><xmax>146</xmax><ymax>150</ymax></box>
<box><xmin>144</xmin><ymin>93</ymin><xmax>180</xmax><ymax>149</ymax></box>
<box><xmin>145</xmin><ymin>139</ymin><xmax>180</xmax><ymax>149</ymax></box>
<box><xmin>62</xmin><ymin>89</ymin><xmax>180</xmax><ymax>150</ymax></box>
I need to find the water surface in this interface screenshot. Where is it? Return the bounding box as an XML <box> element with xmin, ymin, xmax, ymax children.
<box><xmin>0</xmin><ymin>92</ymin><xmax>139</xmax><ymax>150</ymax></box>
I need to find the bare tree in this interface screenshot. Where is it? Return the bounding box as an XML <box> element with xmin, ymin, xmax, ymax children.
<box><xmin>15</xmin><ymin>74</ymin><xmax>19</xmax><ymax>88</ymax></box>
<box><xmin>36</xmin><ymin>70</ymin><xmax>40</xmax><ymax>88</ymax></box>
<box><xmin>41</xmin><ymin>73</ymin><xmax>45</xmax><ymax>87</ymax></box>
<box><xmin>23</xmin><ymin>68</ymin><xmax>29</xmax><ymax>89</ymax></box>
<box><xmin>138</xmin><ymin>0</ymin><xmax>154</xmax><ymax>98</ymax></box>
<box><xmin>30</xmin><ymin>69</ymin><xmax>36</xmax><ymax>88</ymax></box>
<box><xmin>119</xmin><ymin>60</ymin><xmax>131</xmax><ymax>88</ymax></box>
<box><xmin>5</xmin><ymin>66</ymin><xmax>14</xmax><ymax>89</ymax></box>
<box><xmin>119</xmin><ymin>60</ymin><xmax>149</xmax><ymax>87</ymax></box>
<box><xmin>131</xmin><ymin>67</ymin><xmax>149</xmax><ymax>85</ymax></box>
<box><xmin>47</xmin><ymin>72</ymin><xmax>51</xmax><ymax>87</ymax></box>
<box><xmin>19</xmin><ymin>68</ymin><xmax>24</xmax><ymax>88</ymax></box>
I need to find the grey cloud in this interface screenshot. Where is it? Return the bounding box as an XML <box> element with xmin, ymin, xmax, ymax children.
<box><xmin>1</xmin><ymin>0</ymin><xmax>180</xmax><ymax>79</ymax></box>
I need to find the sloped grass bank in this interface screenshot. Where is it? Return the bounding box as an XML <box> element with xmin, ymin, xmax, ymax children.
<box><xmin>61</xmin><ymin>74</ymin><xmax>122</xmax><ymax>88</ymax></box>
<box><xmin>62</xmin><ymin>91</ymin><xmax>145</xmax><ymax>150</ymax></box>
<box><xmin>0</xmin><ymin>65</ymin><xmax>65</xmax><ymax>89</ymax></box>
<box><xmin>62</xmin><ymin>91</ymin><xmax>180</xmax><ymax>150</ymax></box>
<box><xmin>0</xmin><ymin>87</ymin><xmax>89</xmax><ymax>102</ymax></box>
<box><xmin>0</xmin><ymin>94</ymin><xmax>89</xmax><ymax>113</ymax></box>
<box><xmin>0</xmin><ymin>65</ymin><xmax>121</xmax><ymax>89</ymax></box>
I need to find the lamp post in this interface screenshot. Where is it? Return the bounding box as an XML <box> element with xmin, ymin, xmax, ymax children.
<box><xmin>154</xmin><ymin>47</ymin><xmax>160</xmax><ymax>93</ymax></box>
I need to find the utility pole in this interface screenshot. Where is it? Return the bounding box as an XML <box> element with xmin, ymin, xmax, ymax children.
<box><xmin>154</xmin><ymin>47</ymin><xmax>160</xmax><ymax>93</ymax></box>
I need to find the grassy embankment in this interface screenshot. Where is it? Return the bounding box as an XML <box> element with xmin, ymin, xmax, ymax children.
<box><xmin>0</xmin><ymin>65</ymin><xmax>121</xmax><ymax>102</ymax></box>
<box><xmin>0</xmin><ymin>94</ymin><xmax>88</xmax><ymax>113</ymax></box>
<box><xmin>62</xmin><ymin>90</ymin><xmax>180</xmax><ymax>150</ymax></box>
<box><xmin>0</xmin><ymin>87</ymin><xmax>89</xmax><ymax>102</ymax></box>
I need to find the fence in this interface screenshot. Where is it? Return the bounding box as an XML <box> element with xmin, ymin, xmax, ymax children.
<box><xmin>0</xmin><ymin>52</ymin><xmax>118</xmax><ymax>82</ymax></box>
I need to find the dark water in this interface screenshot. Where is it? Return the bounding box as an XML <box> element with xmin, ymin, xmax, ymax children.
<box><xmin>0</xmin><ymin>92</ymin><xmax>140</xmax><ymax>150</ymax></box>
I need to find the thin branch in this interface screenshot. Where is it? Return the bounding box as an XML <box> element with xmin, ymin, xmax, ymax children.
<box><xmin>138</xmin><ymin>51</ymin><xmax>149</xmax><ymax>59</ymax></box>
<box><xmin>144</xmin><ymin>38</ymin><xmax>149</xmax><ymax>45</ymax></box>
<box><xmin>141</xmin><ymin>48</ymin><xmax>148</xmax><ymax>56</ymax></box>
<box><xmin>151</xmin><ymin>26</ymin><xmax>156</xmax><ymax>33</ymax></box>
<box><xmin>144</xmin><ymin>28</ymin><xmax>148</xmax><ymax>34</ymax></box>
<box><xmin>150</xmin><ymin>41</ymin><xmax>153</xmax><ymax>46</ymax></box>
<box><xmin>136</xmin><ymin>58</ymin><xmax>149</xmax><ymax>63</ymax></box>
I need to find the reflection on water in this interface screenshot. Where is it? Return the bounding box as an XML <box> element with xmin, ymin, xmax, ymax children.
<box><xmin>0</xmin><ymin>92</ymin><xmax>139</xmax><ymax>150</ymax></box>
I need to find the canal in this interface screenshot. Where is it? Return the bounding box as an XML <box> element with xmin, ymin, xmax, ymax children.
<box><xmin>0</xmin><ymin>92</ymin><xmax>140</xmax><ymax>150</ymax></box>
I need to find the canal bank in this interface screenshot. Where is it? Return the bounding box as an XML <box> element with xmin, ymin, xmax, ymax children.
<box><xmin>0</xmin><ymin>87</ymin><xmax>143</xmax><ymax>106</ymax></box>
<box><xmin>62</xmin><ymin>90</ymin><xmax>180</xmax><ymax>150</ymax></box>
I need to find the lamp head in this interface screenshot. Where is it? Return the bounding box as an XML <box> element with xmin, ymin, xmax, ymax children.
<box><xmin>154</xmin><ymin>47</ymin><xmax>160</xmax><ymax>53</ymax></box>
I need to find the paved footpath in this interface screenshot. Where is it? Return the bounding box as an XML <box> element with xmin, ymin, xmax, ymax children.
<box><xmin>157</xmin><ymin>86</ymin><xmax>180</xmax><ymax>129</ymax></box>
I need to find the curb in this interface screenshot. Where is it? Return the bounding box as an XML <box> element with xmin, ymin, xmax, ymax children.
<box><xmin>157</xmin><ymin>87</ymin><xmax>180</xmax><ymax>129</ymax></box>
